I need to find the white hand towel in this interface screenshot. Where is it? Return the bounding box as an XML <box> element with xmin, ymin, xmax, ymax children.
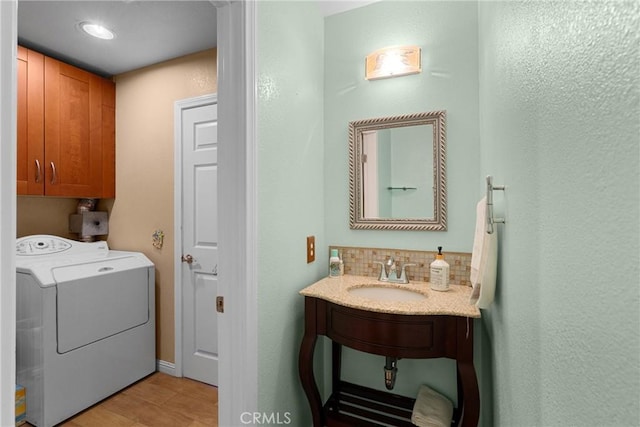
<box><xmin>410</xmin><ymin>384</ymin><xmax>453</xmax><ymax>427</ymax></box>
<box><xmin>469</xmin><ymin>197</ymin><xmax>498</xmax><ymax>308</ymax></box>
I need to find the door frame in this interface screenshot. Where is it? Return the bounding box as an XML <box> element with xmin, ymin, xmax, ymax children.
<box><xmin>211</xmin><ymin>1</ymin><xmax>258</xmax><ymax>425</ymax></box>
<box><xmin>173</xmin><ymin>92</ymin><xmax>218</xmax><ymax>378</ymax></box>
<box><xmin>0</xmin><ymin>1</ymin><xmax>258</xmax><ymax>425</ymax></box>
<box><xmin>0</xmin><ymin>1</ymin><xmax>17</xmax><ymax>424</ymax></box>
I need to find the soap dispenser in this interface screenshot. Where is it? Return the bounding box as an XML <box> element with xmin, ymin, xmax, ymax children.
<box><xmin>430</xmin><ymin>246</ymin><xmax>450</xmax><ymax>291</ymax></box>
<box><xmin>329</xmin><ymin>249</ymin><xmax>341</xmax><ymax>278</ymax></box>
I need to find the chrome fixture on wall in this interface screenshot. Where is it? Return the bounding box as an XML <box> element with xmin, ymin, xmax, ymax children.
<box><xmin>486</xmin><ymin>175</ymin><xmax>505</xmax><ymax>234</ymax></box>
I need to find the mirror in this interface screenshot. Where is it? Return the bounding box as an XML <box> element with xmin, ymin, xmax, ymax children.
<box><xmin>349</xmin><ymin>111</ymin><xmax>446</xmax><ymax>231</ymax></box>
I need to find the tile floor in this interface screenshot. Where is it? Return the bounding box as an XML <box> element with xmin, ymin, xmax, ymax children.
<box><xmin>24</xmin><ymin>372</ymin><xmax>218</xmax><ymax>427</ymax></box>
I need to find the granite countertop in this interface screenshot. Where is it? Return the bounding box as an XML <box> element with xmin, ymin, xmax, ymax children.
<box><xmin>299</xmin><ymin>275</ymin><xmax>481</xmax><ymax>318</ymax></box>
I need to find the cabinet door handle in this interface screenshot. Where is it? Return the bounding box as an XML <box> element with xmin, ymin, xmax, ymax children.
<box><xmin>35</xmin><ymin>159</ymin><xmax>41</xmax><ymax>183</ymax></box>
<box><xmin>50</xmin><ymin>161</ymin><xmax>57</xmax><ymax>184</ymax></box>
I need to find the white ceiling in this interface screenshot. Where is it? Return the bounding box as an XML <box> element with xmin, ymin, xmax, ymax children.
<box><xmin>17</xmin><ymin>0</ymin><xmax>380</xmax><ymax>78</ymax></box>
<box><xmin>17</xmin><ymin>0</ymin><xmax>217</xmax><ymax>77</ymax></box>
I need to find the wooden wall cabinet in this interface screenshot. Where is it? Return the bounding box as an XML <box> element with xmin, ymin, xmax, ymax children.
<box><xmin>17</xmin><ymin>46</ymin><xmax>115</xmax><ymax>198</ymax></box>
<box><xmin>17</xmin><ymin>46</ymin><xmax>44</xmax><ymax>195</ymax></box>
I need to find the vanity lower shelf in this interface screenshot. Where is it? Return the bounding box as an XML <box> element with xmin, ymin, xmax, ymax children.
<box><xmin>299</xmin><ymin>296</ymin><xmax>479</xmax><ymax>427</ymax></box>
<box><xmin>325</xmin><ymin>380</ymin><xmax>416</xmax><ymax>426</ymax></box>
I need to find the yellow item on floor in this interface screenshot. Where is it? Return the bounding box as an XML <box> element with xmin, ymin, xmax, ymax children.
<box><xmin>15</xmin><ymin>384</ymin><xmax>26</xmax><ymax>426</ymax></box>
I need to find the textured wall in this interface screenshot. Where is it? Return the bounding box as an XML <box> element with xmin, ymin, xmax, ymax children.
<box><xmin>324</xmin><ymin>0</ymin><xmax>481</xmax><ymax>409</ymax></box>
<box><xmin>478</xmin><ymin>1</ymin><xmax>640</xmax><ymax>425</ymax></box>
<box><xmin>108</xmin><ymin>49</ymin><xmax>217</xmax><ymax>363</ymax></box>
<box><xmin>257</xmin><ymin>2</ymin><xmax>326</xmax><ymax>425</ymax></box>
<box><xmin>324</xmin><ymin>1</ymin><xmax>480</xmax><ymax>253</ymax></box>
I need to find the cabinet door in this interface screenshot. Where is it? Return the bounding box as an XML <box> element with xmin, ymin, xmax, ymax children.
<box><xmin>17</xmin><ymin>46</ymin><xmax>45</xmax><ymax>195</ymax></box>
<box><xmin>101</xmin><ymin>79</ymin><xmax>116</xmax><ymax>198</ymax></box>
<box><xmin>44</xmin><ymin>57</ymin><xmax>104</xmax><ymax>197</ymax></box>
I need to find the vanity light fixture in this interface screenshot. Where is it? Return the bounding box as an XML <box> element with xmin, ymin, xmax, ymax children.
<box><xmin>365</xmin><ymin>45</ymin><xmax>421</xmax><ymax>80</ymax></box>
<box><xmin>79</xmin><ymin>22</ymin><xmax>115</xmax><ymax>40</ymax></box>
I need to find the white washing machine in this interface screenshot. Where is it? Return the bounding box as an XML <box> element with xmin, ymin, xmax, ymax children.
<box><xmin>16</xmin><ymin>235</ymin><xmax>156</xmax><ymax>427</ymax></box>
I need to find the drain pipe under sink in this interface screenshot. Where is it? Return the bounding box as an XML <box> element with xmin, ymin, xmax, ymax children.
<box><xmin>384</xmin><ymin>356</ymin><xmax>398</xmax><ymax>390</ymax></box>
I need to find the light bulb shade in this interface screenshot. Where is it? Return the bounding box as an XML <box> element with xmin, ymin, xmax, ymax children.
<box><xmin>365</xmin><ymin>45</ymin><xmax>421</xmax><ymax>80</ymax></box>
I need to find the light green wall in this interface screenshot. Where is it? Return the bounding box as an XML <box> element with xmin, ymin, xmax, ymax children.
<box><xmin>257</xmin><ymin>2</ymin><xmax>326</xmax><ymax>425</ymax></box>
<box><xmin>323</xmin><ymin>0</ymin><xmax>482</xmax><ymax>412</ymax></box>
<box><xmin>478</xmin><ymin>1</ymin><xmax>640</xmax><ymax>426</ymax></box>
<box><xmin>256</xmin><ymin>1</ymin><xmax>482</xmax><ymax>421</ymax></box>
<box><xmin>257</xmin><ymin>1</ymin><xmax>639</xmax><ymax>426</ymax></box>
<box><xmin>324</xmin><ymin>0</ymin><xmax>480</xmax><ymax>253</ymax></box>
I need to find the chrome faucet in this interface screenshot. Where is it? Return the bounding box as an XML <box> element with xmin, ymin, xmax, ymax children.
<box><xmin>374</xmin><ymin>257</ymin><xmax>416</xmax><ymax>284</ymax></box>
<box><xmin>387</xmin><ymin>257</ymin><xmax>398</xmax><ymax>281</ymax></box>
<box><xmin>397</xmin><ymin>262</ymin><xmax>416</xmax><ymax>284</ymax></box>
<box><xmin>374</xmin><ymin>260</ymin><xmax>389</xmax><ymax>281</ymax></box>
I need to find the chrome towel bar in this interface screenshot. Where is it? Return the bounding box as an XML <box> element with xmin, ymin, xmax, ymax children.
<box><xmin>486</xmin><ymin>175</ymin><xmax>505</xmax><ymax>234</ymax></box>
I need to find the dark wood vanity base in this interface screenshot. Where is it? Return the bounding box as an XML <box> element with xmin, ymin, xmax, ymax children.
<box><xmin>299</xmin><ymin>296</ymin><xmax>480</xmax><ymax>427</ymax></box>
<box><xmin>326</xmin><ymin>380</ymin><xmax>416</xmax><ymax>426</ymax></box>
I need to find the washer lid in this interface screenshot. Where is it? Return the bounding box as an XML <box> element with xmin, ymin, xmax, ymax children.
<box><xmin>52</xmin><ymin>255</ymin><xmax>151</xmax><ymax>283</ymax></box>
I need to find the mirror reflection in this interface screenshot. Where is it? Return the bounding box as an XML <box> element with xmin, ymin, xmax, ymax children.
<box><xmin>361</xmin><ymin>125</ymin><xmax>434</xmax><ymax>218</ymax></box>
<box><xmin>349</xmin><ymin>111</ymin><xmax>446</xmax><ymax>231</ymax></box>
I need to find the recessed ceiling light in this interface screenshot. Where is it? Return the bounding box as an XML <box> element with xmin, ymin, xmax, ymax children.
<box><xmin>79</xmin><ymin>22</ymin><xmax>115</xmax><ymax>40</ymax></box>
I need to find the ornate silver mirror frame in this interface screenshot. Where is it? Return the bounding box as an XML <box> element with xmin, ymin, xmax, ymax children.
<box><xmin>348</xmin><ymin>110</ymin><xmax>447</xmax><ymax>231</ymax></box>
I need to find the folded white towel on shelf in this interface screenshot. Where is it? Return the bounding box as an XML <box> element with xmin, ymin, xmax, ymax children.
<box><xmin>410</xmin><ymin>384</ymin><xmax>453</xmax><ymax>427</ymax></box>
<box><xmin>469</xmin><ymin>196</ymin><xmax>498</xmax><ymax>308</ymax></box>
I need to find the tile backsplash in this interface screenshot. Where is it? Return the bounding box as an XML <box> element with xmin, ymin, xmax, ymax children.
<box><xmin>330</xmin><ymin>246</ymin><xmax>472</xmax><ymax>287</ymax></box>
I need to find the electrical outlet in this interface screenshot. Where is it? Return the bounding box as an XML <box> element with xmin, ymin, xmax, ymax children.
<box><xmin>306</xmin><ymin>236</ymin><xmax>315</xmax><ymax>263</ymax></box>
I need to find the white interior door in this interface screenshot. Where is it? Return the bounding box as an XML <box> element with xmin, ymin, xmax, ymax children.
<box><xmin>179</xmin><ymin>95</ymin><xmax>218</xmax><ymax>386</ymax></box>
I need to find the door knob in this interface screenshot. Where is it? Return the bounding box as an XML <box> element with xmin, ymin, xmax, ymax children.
<box><xmin>181</xmin><ymin>254</ymin><xmax>195</xmax><ymax>264</ymax></box>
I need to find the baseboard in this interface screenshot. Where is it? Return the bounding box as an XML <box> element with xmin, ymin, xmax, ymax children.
<box><xmin>156</xmin><ymin>359</ymin><xmax>177</xmax><ymax>376</ymax></box>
